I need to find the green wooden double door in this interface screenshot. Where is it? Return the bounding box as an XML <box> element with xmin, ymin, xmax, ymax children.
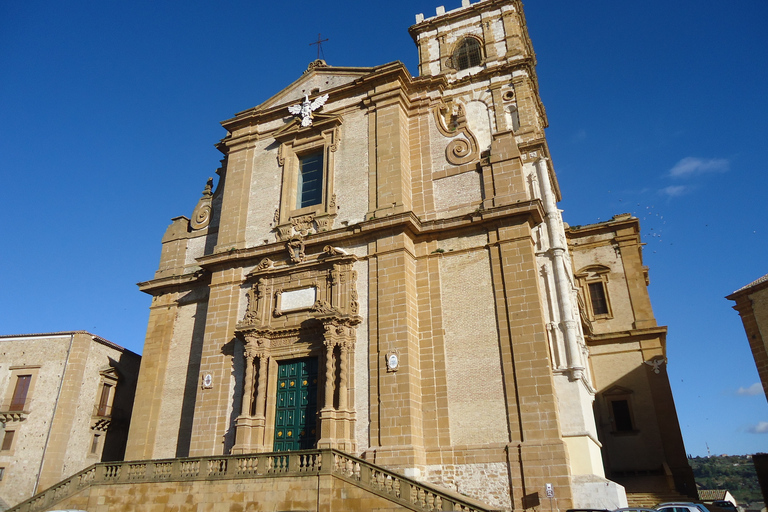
<box><xmin>273</xmin><ymin>358</ymin><xmax>318</xmax><ymax>451</ymax></box>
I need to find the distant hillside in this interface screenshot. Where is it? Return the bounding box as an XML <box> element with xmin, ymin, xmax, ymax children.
<box><xmin>689</xmin><ymin>455</ymin><xmax>763</xmax><ymax>504</ymax></box>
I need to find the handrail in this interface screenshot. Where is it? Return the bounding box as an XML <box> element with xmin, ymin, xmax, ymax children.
<box><xmin>327</xmin><ymin>450</ymin><xmax>492</xmax><ymax>512</ymax></box>
<box><xmin>8</xmin><ymin>449</ymin><xmax>491</xmax><ymax>512</ymax></box>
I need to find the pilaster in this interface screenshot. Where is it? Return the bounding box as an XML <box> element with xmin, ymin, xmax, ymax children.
<box><xmin>365</xmin><ymin>232</ymin><xmax>426</xmax><ymax>472</ymax></box>
<box><xmin>366</xmin><ymin>85</ymin><xmax>413</xmax><ymax>219</ymax></box>
<box><xmin>188</xmin><ymin>267</ymin><xmax>243</xmax><ymax>456</ymax></box>
<box><xmin>486</xmin><ymin>130</ymin><xmax>529</xmax><ymax>208</ymax></box>
<box><xmin>415</xmin><ymin>253</ymin><xmax>452</xmax><ymax>449</ymax></box>
<box><xmin>37</xmin><ymin>333</ymin><xmax>90</xmax><ymax>490</ymax></box>
<box><xmin>501</xmin><ymin>7</ymin><xmax>528</xmax><ymax>59</ymax></box>
<box><xmin>481</xmin><ymin>11</ymin><xmax>499</xmax><ymax>61</ymax></box>
<box><xmin>214</xmin><ymin>139</ymin><xmax>257</xmax><ymax>251</ymax></box>
<box><xmin>125</xmin><ymin>294</ymin><xmax>182</xmax><ymax>460</ymax></box>
<box><xmin>615</xmin><ymin>229</ymin><xmax>657</xmax><ymax>329</ymax></box>
<box><xmin>488</xmin><ymin>220</ymin><xmax>574</xmax><ymax>511</ymax></box>
<box><xmin>511</xmin><ymin>74</ymin><xmax>545</xmax><ymax>141</ymax></box>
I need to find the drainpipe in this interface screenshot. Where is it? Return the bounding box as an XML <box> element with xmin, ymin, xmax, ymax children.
<box><xmin>535</xmin><ymin>158</ymin><xmax>584</xmax><ymax>380</ymax></box>
<box><xmin>33</xmin><ymin>333</ymin><xmax>74</xmax><ymax>494</ymax></box>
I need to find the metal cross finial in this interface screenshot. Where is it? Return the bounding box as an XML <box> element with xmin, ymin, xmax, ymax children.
<box><xmin>310</xmin><ymin>33</ymin><xmax>329</xmax><ymax>60</ymax></box>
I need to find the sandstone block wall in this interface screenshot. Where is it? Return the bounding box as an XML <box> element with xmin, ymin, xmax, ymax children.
<box><xmin>0</xmin><ymin>333</ymin><xmax>139</xmax><ymax>509</ymax></box>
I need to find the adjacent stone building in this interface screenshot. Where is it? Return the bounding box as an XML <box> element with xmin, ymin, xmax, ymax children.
<box><xmin>568</xmin><ymin>216</ymin><xmax>694</xmax><ymax>496</ymax></box>
<box><xmin>108</xmin><ymin>0</ymin><xmax>696</xmax><ymax>510</ymax></box>
<box><xmin>727</xmin><ymin>274</ymin><xmax>768</xmax><ymax>403</ymax></box>
<box><xmin>0</xmin><ymin>332</ymin><xmax>140</xmax><ymax>509</ymax></box>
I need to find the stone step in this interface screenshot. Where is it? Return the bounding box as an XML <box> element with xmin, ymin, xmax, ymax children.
<box><xmin>627</xmin><ymin>491</ymin><xmax>693</xmax><ymax>507</ymax></box>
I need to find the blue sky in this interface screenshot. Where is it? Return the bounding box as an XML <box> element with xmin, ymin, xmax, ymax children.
<box><xmin>1</xmin><ymin>0</ymin><xmax>766</xmax><ymax>458</ymax></box>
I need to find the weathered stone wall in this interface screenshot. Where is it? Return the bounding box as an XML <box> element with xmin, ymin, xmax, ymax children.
<box><xmin>246</xmin><ymin>138</ymin><xmax>282</xmax><ymax>247</ymax></box>
<box><xmin>0</xmin><ymin>335</ymin><xmax>69</xmax><ymax>506</ymax></box>
<box><xmin>569</xmin><ymin>230</ymin><xmax>635</xmax><ymax>332</ymax></box>
<box><xmin>589</xmin><ymin>342</ymin><xmax>666</xmax><ymax>470</ymax></box>
<box><xmin>438</xmin><ymin>249</ymin><xmax>507</xmax><ymax>445</ymax></box>
<box><xmin>425</xmin><ymin>462</ymin><xmax>512</xmax><ymax>511</ymax></box>
<box><xmin>352</xmin><ymin>258</ymin><xmax>370</xmax><ymax>453</ymax></box>
<box><xmin>433</xmin><ymin>171</ymin><xmax>483</xmax><ymax>219</ymax></box>
<box><xmin>750</xmin><ymin>285</ymin><xmax>768</xmax><ymax>399</ymax></box>
<box><xmin>152</xmin><ymin>301</ymin><xmax>201</xmax><ymax>458</ymax></box>
<box><xmin>61</xmin><ymin>338</ymin><xmax>131</xmax><ymax>475</ymax></box>
<box><xmin>333</xmin><ymin>107</ymin><xmax>369</xmax><ymax>227</ymax></box>
<box><xmin>0</xmin><ymin>333</ymin><xmax>138</xmax><ymax>508</ymax></box>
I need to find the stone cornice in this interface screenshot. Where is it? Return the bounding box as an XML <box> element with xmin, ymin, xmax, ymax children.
<box><xmin>727</xmin><ymin>274</ymin><xmax>768</xmax><ymax>302</ymax></box>
<box><xmin>585</xmin><ymin>326</ymin><xmax>668</xmax><ymax>344</ymax></box>
<box><xmin>137</xmin><ymin>202</ymin><xmax>544</xmax><ymax>289</ymax></box>
<box><xmin>193</xmin><ymin>200</ymin><xmax>544</xmax><ymax>272</ymax></box>
<box><xmin>137</xmin><ymin>269</ymin><xmax>208</xmax><ymax>295</ymax></box>
<box><xmin>567</xmin><ymin>214</ymin><xmax>640</xmax><ymax>242</ymax></box>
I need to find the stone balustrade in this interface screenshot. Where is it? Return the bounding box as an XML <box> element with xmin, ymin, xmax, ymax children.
<box><xmin>8</xmin><ymin>449</ymin><xmax>491</xmax><ymax>512</ymax></box>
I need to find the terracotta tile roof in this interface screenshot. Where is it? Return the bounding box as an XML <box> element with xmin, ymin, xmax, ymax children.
<box><xmin>698</xmin><ymin>490</ymin><xmax>728</xmax><ymax>501</ymax></box>
<box><xmin>733</xmin><ymin>273</ymin><xmax>768</xmax><ymax>294</ymax></box>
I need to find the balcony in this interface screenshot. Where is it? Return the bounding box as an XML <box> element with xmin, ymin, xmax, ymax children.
<box><xmin>0</xmin><ymin>400</ymin><xmax>29</xmax><ymax>423</ymax></box>
<box><xmin>91</xmin><ymin>404</ymin><xmax>116</xmax><ymax>431</ymax></box>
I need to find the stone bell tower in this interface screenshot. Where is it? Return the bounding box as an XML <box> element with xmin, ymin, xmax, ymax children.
<box><xmin>409</xmin><ymin>0</ymin><xmax>549</xmax><ymax>151</ymax></box>
<box><xmin>409</xmin><ymin>0</ymin><xmax>623</xmax><ymax>507</ymax></box>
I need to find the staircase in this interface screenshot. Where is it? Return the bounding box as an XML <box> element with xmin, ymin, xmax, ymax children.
<box><xmin>7</xmin><ymin>449</ymin><xmax>494</xmax><ymax>512</ymax></box>
<box><xmin>627</xmin><ymin>491</ymin><xmax>693</xmax><ymax>508</ymax></box>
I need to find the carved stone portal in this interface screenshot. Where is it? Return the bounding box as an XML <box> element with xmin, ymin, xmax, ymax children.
<box><xmin>232</xmin><ymin>248</ymin><xmax>360</xmax><ymax>454</ymax></box>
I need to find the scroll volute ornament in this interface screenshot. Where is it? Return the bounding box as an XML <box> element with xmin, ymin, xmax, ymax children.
<box><xmin>190</xmin><ymin>177</ymin><xmax>214</xmax><ymax>230</ymax></box>
<box><xmin>433</xmin><ymin>101</ymin><xmax>480</xmax><ymax>166</ymax></box>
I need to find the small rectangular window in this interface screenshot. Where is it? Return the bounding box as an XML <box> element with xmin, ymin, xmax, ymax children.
<box><xmin>0</xmin><ymin>467</ymin><xmax>5</xmax><ymax>480</ymax></box>
<box><xmin>91</xmin><ymin>434</ymin><xmax>100</xmax><ymax>454</ymax></box>
<box><xmin>297</xmin><ymin>152</ymin><xmax>324</xmax><ymax>209</ymax></box>
<box><xmin>610</xmin><ymin>399</ymin><xmax>633</xmax><ymax>432</ymax></box>
<box><xmin>97</xmin><ymin>383</ymin><xmax>112</xmax><ymax>416</ymax></box>
<box><xmin>10</xmin><ymin>375</ymin><xmax>31</xmax><ymax>411</ymax></box>
<box><xmin>589</xmin><ymin>282</ymin><xmax>609</xmax><ymax>315</ymax></box>
<box><xmin>1</xmin><ymin>431</ymin><xmax>15</xmax><ymax>451</ymax></box>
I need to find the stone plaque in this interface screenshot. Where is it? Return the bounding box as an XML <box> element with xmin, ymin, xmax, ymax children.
<box><xmin>280</xmin><ymin>287</ymin><xmax>317</xmax><ymax>312</ymax></box>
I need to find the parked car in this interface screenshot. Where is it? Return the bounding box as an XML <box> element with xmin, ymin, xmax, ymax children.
<box><xmin>613</xmin><ymin>508</ymin><xmax>658</xmax><ymax>512</ymax></box>
<box><xmin>711</xmin><ymin>501</ymin><xmax>737</xmax><ymax>511</ymax></box>
<box><xmin>657</xmin><ymin>502</ymin><xmax>712</xmax><ymax>512</ymax></box>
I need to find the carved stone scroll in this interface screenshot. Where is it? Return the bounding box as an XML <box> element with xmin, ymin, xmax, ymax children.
<box><xmin>190</xmin><ymin>177</ymin><xmax>214</xmax><ymax>230</ymax></box>
<box><xmin>433</xmin><ymin>102</ymin><xmax>480</xmax><ymax>166</ymax></box>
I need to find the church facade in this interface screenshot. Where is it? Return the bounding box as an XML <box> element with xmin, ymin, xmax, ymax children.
<box><xmin>123</xmin><ymin>0</ymin><xmax>693</xmax><ymax>509</ymax></box>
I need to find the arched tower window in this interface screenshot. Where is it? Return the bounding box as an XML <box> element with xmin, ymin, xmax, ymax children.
<box><xmin>453</xmin><ymin>37</ymin><xmax>482</xmax><ymax>70</ymax></box>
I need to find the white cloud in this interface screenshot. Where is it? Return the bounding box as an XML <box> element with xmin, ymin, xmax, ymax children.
<box><xmin>669</xmin><ymin>157</ymin><xmax>729</xmax><ymax>178</ymax></box>
<box><xmin>736</xmin><ymin>383</ymin><xmax>764</xmax><ymax>396</ymax></box>
<box><xmin>747</xmin><ymin>421</ymin><xmax>768</xmax><ymax>434</ymax></box>
<box><xmin>660</xmin><ymin>185</ymin><xmax>688</xmax><ymax>197</ymax></box>
<box><xmin>571</xmin><ymin>129</ymin><xmax>587</xmax><ymax>143</ymax></box>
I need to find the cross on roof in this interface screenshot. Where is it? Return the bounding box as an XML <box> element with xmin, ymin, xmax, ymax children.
<box><xmin>310</xmin><ymin>33</ymin><xmax>329</xmax><ymax>60</ymax></box>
